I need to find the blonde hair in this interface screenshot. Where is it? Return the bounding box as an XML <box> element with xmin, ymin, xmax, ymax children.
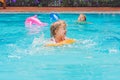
<box><xmin>78</xmin><ymin>14</ymin><xmax>86</xmax><ymax>21</ymax></box>
<box><xmin>50</xmin><ymin>20</ymin><xmax>66</xmax><ymax>37</ymax></box>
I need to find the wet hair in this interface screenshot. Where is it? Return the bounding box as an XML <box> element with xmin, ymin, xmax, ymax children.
<box><xmin>83</xmin><ymin>16</ymin><xmax>86</xmax><ymax>21</ymax></box>
<box><xmin>78</xmin><ymin>14</ymin><xmax>86</xmax><ymax>21</ymax></box>
<box><xmin>50</xmin><ymin>20</ymin><xmax>66</xmax><ymax>37</ymax></box>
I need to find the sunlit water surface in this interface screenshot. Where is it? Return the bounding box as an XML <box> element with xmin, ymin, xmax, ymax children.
<box><xmin>0</xmin><ymin>13</ymin><xmax>120</xmax><ymax>80</ymax></box>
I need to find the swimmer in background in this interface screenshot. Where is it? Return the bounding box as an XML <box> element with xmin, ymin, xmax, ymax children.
<box><xmin>77</xmin><ymin>14</ymin><xmax>92</xmax><ymax>24</ymax></box>
<box><xmin>78</xmin><ymin>14</ymin><xmax>86</xmax><ymax>22</ymax></box>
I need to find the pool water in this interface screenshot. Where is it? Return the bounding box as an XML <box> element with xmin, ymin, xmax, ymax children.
<box><xmin>0</xmin><ymin>13</ymin><xmax>120</xmax><ymax>80</ymax></box>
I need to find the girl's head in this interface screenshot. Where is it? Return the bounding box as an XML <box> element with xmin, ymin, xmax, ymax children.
<box><xmin>78</xmin><ymin>14</ymin><xmax>86</xmax><ymax>21</ymax></box>
<box><xmin>50</xmin><ymin>20</ymin><xmax>66</xmax><ymax>38</ymax></box>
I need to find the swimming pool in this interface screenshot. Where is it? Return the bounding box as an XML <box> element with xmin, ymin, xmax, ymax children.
<box><xmin>0</xmin><ymin>12</ymin><xmax>120</xmax><ymax>80</ymax></box>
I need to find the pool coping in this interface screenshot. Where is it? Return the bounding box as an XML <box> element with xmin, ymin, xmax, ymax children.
<box><xmin>0</xmin><ymin>11</ymin><xmax>120</xmax><ymax>14</ymax></box>
<box><xmin>0</xmin><ymin>7</ymin><xmax>120</xmax><ymax>13</ymax></box>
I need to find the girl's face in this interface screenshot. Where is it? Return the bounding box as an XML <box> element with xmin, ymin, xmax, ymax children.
<box><xmin>55</xmin><ymin>24</ymin><xmax>66</xmax><ymax>40</ymax></box>
<box><xmin>78</xmin><ymin>14</ymin><xmax>86</xmax><ymax>21</ymax></box>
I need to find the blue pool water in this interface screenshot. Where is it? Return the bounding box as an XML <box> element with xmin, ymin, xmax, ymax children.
<box><xmin>0</xmin><ymin>13</ymin><xmax>120</xmax><ymax>80</ymax></box>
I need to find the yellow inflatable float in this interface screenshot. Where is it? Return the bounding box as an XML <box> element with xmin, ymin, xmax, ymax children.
<box><xmin>0</xmin><ymin>0</ymin><xmax>6</xmax><ymax>9</ymax></box>
<box><xmin>46</xmin><ymin>39</ymin><xmax>76</xmax><ymax>47</ymax></box>
<box><xmin>0</xmin><ymin>0</ymin><xmax>4</xmax><ymax>3</ymax></box>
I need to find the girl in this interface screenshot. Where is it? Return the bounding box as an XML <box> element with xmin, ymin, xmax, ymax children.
<box><xmin>78</xmin><ymin>14</ymin><xmax>86</xmax><ymax>22</ymax></box>
<box><xmin>50</xmin><ymin>20</ymin><xmax>68</xmax><ymax>43</ymax></box>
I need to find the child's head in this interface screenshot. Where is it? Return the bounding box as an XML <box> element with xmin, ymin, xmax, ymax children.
<box><xmin>50</xmin><ymin>20</ymin><xmax>66</xmax><ymax>38</ymax></box>
<box><xmin>78</xmin><ymin>14</ymin><xmax>86</xmax><ymax>21</ymax></box>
